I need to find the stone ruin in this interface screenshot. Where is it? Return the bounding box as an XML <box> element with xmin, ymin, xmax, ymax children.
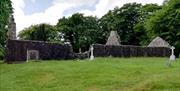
<box><xmin>148</xmin><ymin>36</ymin><xmax>170</xmax><ymax>48</ymax></box>
<box><xmin>7</xmin><ymin>15</ymin><xmax>16</xmax><ymax>40</ymax></box>
<box><xmin>27</xmin><ymin>50</ymin><xmax>39</xmax><ymax>61</ymax></box>
<box><xmin>6</xmin><ymin>40</ymin><xmax>74</xmax><ymax>63</ymax></box>
<box><xmin>5</xmin><ymin>30</ymin><xmax>171</xmax><ymax>63</ymax></box>
<box><xmin>106</xmin><ymin>31</ymin><xmax>121</xmax><ymax>46</ymax></box>
<box><xmin>92</xmin><ymin>31</ymin><xmax>171</xmax><ymax>57</ymax></box>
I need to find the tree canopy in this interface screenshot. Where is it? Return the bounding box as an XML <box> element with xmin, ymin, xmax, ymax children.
<box><xmin>145</xmin><ymin>0</ymin><xmax>180</xmax><ymax>56</ymax></box>
<box><xmin>0</xmin><ymin>0</ymin><xmax>13</xmax><ymax>59</ymax></box>
<box><xmin>100</xmin><ymin>3</ymin><xmax>142</xmax><ymax>45</ymax></box>
<box><xmin>133</xmin><ymin>4</ymin><xmax>162</xmax><ymax>45</ymax></box>
<box><xmin>56</xmin><ymin>13</ymin><xmax>103</xmax><ymax>52</ymax></box>
<box><xmin>18</xmin><ymin>23</ymin><xmax>60</xmax><ymax>42</ymax></box>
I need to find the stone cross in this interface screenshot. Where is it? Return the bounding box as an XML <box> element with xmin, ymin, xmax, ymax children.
<box><xmin>170</xmin><ymin>46</ymin><xmax>175</xmax><ymax>61</ymax></box>
<box><xmin>167</xmin><ymin>46</ymin><xmax>176</xmax><ymax>67</ymax></box>
<box><xmin>90</xmin><ymin>46</ymin><xmax>94</xmax><ymax>60</ymax></box>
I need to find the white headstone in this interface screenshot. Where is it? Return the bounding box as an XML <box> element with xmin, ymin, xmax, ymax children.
<box><xmin>90</xmin><ymin>46</ymin><xmax>94</xmax><ymax>60</ymax></box>
<box><xmin>170</xmin><ymin>46</ymin><xmax>175</xmax><ymax>61</ymax></box>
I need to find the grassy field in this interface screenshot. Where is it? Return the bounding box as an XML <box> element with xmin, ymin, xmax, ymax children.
<box><xmin>0</xmin><ymin>57</ymin><xmax>180</xmax><ymax>91</ymax></box>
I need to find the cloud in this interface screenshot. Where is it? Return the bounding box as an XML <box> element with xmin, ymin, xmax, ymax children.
<box><xmin>53</xmin><ymin>0</ymin><xmax>98</xmax><ymax>6</ymax></box>
<box><xmin>12</xmin><ymin>0</ymin><xmax>74</xmax><ymax>34</ymax></box>
<box><xmin>80</xmin><ymin>0</ymin><xmax>164</xmax><ymax>17</ymax></box>
<box><xmin>11</xmin><ymin>0</ymin><xmax>164</xmax><ymax>34</ymax></box>
<box><xmin>31</xmin><ymin>0</ymin><xmax>36</xmax><ymax>3</ymax></box>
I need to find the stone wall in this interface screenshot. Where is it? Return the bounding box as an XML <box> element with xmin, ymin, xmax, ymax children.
<box><xmin>5</xmin><ymin>40</ymin><xmax>74</xmax><ymax>63</ymax></box>
<box><xmin>74</xmin><ymin>51</ymin><xmax>90</xmax><ymax>59</ymax></box>
<box><xmin>93</xmin><ymin>44</ymin><xmax>171</xmax><ymax>57</ymax></box>
<box><xmin>5</xmin><ymin>40</ymin><xmax>171</xmax><ymax>63</ymax></box>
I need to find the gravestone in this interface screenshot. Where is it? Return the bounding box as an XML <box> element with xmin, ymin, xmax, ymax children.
<box><xmin>170</xmin><ymin>46</ymin><xmax>175</xmax><ymax>61</ymax></box>
<box><xmin>167</xmin><ymin>46</ymin><xmax>176</xmax><ymax>67</ymax></box>
<box><xmin>90</xmin><ymin>46</ymin><xmax>94</xmax><ymax>60</ymax></box>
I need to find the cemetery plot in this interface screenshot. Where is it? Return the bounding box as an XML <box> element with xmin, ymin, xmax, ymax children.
<box><xmin>0</xmin><ymin>58</ymin><xmax>180</xmax><ymax>91</ymax></box>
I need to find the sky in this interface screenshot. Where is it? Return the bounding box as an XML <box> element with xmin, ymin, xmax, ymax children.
<box><xmin>11</xmin><ymin>0</ymin><xmax>165</xmax><ymax>34</ymax></box>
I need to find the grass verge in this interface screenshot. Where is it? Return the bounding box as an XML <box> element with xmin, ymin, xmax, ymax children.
<box><xmin>0</xmin><ymin>57</ymin><xmax>180</xmax><ymax>91</ymax></box>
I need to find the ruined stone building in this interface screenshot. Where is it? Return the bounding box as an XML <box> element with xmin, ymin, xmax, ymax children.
<box><xmin>7</xmin><ymin>15</ymin><xmax>16</xmax><ymax>40</ymax></box>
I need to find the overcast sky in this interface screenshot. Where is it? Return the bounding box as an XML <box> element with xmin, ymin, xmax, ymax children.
<box><xmin>11</xmin><ymin>0</ymin><xmax>164</xmax><ymax>34</ymax></box>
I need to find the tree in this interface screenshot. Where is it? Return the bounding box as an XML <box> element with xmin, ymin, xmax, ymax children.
<box><xmin>18</xmin><ymin>23</ymin><xmax>60</xmax><ymax>42</ymax></box>
<box><xmin>56</xmin><ymin>13</ymin><xmax>101</xmax><ymax>52</ymax></box>
<box><xmin>134</xmin><ymin>4</ymin><xmax>162</xmax><ymax>45</ymax></box>
<box><xmin>99</xmin><ymin>10</ymin><xmax>116</xmax><ymax>43</ymax></box>
<box><xmin>0</xmin><ymin>0</ymin><xmax>13</xmax><ymax>59</ymax></box>
<box><xmin>145</xmin><ymin>0</ymin><xmax>180</xmax><ymax>57</ymax></box>
<box><xmin>100</xmin><ymin>3</ymin><xmax>142</xmax><ymax>45</ymax></box>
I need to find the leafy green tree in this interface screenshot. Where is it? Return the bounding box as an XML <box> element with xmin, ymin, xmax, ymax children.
<box><xmin>99</xmin><ymin>10</ymin><xmax>116</xmax><ymax>43</ymax></box>
<box><xmin>18</xmin><ymin>23</ymin><xmax>60</xmax><ymax>42</ymax></box>
<box><xmin>100</xmin><ymin>3</ymin><xmax>142</xmax><ymax>45</ymax></box>
<box><xmin>0</xmin><ymin>0</ymin><xmax>13</xmax><ymax>59</ymax></box>
<box><xmin>134</xmin><ymin>4</ymin><xmax>162</xmax><ymax>45</ymax></box>
<box><xmin>145</xmin><ymin>0</ymin><xmax>180</xmax><ymax>57</ymax></box>
<box><xmin>56</xmin><ymin>13</ymin><xmax>101</xmax><ymax>52</ymax></box>
<box><xmin>115</xmin><ymin>3</ymin><xmax>142</xmax><ymax>45</ymax></box>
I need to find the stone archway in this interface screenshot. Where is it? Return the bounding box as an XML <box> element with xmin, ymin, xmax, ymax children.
<box><xmin>27</xmin><ymin>50</ymin><xmax>39</xmax><ymax>61</ymax></box>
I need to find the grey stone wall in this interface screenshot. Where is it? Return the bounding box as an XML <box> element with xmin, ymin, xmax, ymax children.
<box><xmin>93</xmin><ymin>44</ymin><xmax>171</xmax><ymax>57</ymax></box>
<box><xmin>5</xmin><ymin>40</ymin><xmax>74</xmax><ymax>63</ymax></box>
<box><xmin>5</xmin><ymin>40</ymin><xmax>171</xmax><ymax>63</ymax></box>
<box><xmin>74</xmin><ymin>51</ymin><xmax>90</xmax><ymax>59</ymax></box>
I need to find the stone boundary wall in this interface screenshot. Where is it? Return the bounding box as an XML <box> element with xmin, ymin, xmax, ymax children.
<box><xmin>93</xmin><ymin>44</ymin><xmax>171</xmax><ymax>57</ymax></box>
<box><xmin>5</xmin><ymin>40</ymin><xmax>74</xmax><ymax>63</ymax></box>
<box><xmin>5</xmin><ymin>40</ymin><xmax>171</xmax><ymax>63</ymax></box>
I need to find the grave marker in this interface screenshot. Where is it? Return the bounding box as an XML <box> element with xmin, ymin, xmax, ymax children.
<box><xmin>170</xmin><ymin>46</ymin><xmax>175</xmax><ymax>61</ymax></box>
<box><xmin>90</xmin><ymin>46</ymin><xmax>94</xmax><ymax>60</ymax></box>
<box><xmin>167</xmin><ymin>46</ymin><xmax>176</xmax><ymax>67</ymax></box>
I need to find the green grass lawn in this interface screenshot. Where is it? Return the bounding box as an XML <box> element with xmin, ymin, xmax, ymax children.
<box><xmin>0</xmin><ymin>57</ymin><xmax>180</xmax><ymax>91</ymax></box>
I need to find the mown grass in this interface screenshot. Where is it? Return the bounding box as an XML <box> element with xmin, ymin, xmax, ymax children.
<box><xmin>0</xmin><ymin>57</ymin><xmax>180</xmax><ymax>91</ymax></box>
